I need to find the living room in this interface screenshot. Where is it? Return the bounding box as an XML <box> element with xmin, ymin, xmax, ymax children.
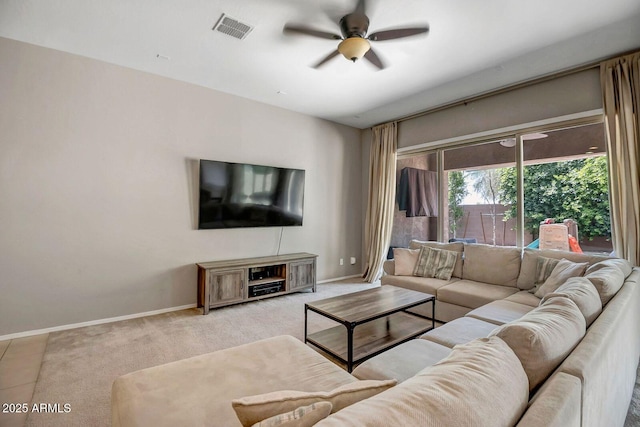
<box><xmin>2</xmin><ymin>0</ymin><xmax>640</xmax><ymax>426</ymax></box>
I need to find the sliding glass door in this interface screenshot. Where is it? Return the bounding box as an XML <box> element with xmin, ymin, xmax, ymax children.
<box><xmin>515</xmin><ymin>123</ymin><xmax>611</xmax><ymax>253</ymax></box>
<box><xmin>391</xmin><ymin>118</ymin><xmax>611</xmax><ymax>255</ymax></box>
<box><xmin>443</xmin><ymin>139</ymin><xmax>516</xmax><ymax>245</ymax></box>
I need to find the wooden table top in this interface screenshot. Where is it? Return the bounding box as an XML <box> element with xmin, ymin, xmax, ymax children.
<box><xmin>306</xmin><ymin>285</ymin><xmax>434</xmax><ymax>324</ymax></box>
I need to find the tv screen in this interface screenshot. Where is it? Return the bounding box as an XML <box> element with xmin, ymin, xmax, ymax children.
<box><xmin>198</xmin><ymin>159</ymin><xmax>305</xmax><ymax>229</ymax></box>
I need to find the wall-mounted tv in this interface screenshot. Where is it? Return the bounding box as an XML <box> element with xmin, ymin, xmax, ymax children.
<box><xmin>198</xmin><ymin>159</ymin><xmax>305</xmax><ymax>229</ymax></box>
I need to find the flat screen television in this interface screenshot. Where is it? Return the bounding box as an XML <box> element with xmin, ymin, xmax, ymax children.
<box><xmin>198</xmin><ymin>159</ymin><xmax>305</xmax><ymax>229</ymax></box>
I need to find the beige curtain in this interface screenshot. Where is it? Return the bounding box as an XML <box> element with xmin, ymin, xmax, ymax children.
<box><xmin>363</xmin><ymin>122</ymin><xmax>397</xmax><ymax>282</ymax></box>
<box><xmin>601</xmin><ymin>52</ymin><xmax>640</xmax><ymax>265</ymax></box>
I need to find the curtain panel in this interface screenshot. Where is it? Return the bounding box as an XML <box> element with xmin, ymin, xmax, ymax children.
<box><xmin>601</xmin><ymin>52</ymin><xmax>640</xmax><ymax>265</ymax></box>
<box><xmin>363</xmin><ymin>122</ymin><xmax>398</xmax><ymax>282</ymax></box>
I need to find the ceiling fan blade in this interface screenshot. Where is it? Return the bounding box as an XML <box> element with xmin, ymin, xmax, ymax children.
<box><xmin>312</xmin><ymin>50</ymin><xmax>341</xmax><ymax>68</ymax></box>
<box><xmin>364</xmin><ymin>48</ymin><xmax>385</xmax><ymax>70</ymax></box>
<box><xmin>368</xmin><ymin>26</ymin><xmax>429</xmax><ymax>41</ymax></box>
<box><xmin>283</xmin><ymin>24</ymin><xmax>342</xmax><ymax>40</ymax></box>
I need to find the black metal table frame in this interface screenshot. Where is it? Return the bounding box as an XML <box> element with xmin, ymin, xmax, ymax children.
<box><xmin>304</xmin><ymin>297</ymin><xmax>435</xmax><ymax>372</ymax></box>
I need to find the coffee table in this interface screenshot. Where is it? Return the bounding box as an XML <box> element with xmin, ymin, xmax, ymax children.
<box><xmin>304</xmin><ymin>285</ymin><xmax>435</xmax><ymax>372</ymax></box>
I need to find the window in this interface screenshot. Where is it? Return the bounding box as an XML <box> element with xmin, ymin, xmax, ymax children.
<box><xmin>391</xmin><ymin>119</ymin><xmax>611</xmax><ymax>255</ymax></box>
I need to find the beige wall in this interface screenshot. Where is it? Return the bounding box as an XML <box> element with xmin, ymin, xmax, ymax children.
<box><xmin>0</xmin><ymin>37</ymin><xmax>363</xmax><ymax>336</ymax></box>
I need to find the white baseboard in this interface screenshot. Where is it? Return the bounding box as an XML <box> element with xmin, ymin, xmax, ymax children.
<box><xmin>2</xmin><ymin>276</ymin><xmax>368</xmax><ymax>341</ymax></box>
<box><xmin>317</xmin><ymin>274</ymin><xmax>364</xmax><ymax>284</ymax></box>
<box><xmin>0</xmin><ymin>304</ymin><xmax>197</xmax><ymax>341</ymax></box>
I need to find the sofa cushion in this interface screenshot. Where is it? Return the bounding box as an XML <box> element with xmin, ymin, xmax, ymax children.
<box><xmin>517</xmin><ymin>248</ymin><xmax>608</xmax><ymax>290</ymax></box>
<box><xmin>352</xmin><ymin>339</ymin><xmax>452</xmax><ymax>383</ymax></box>
<box><xmin>421</xmin><ymin>316</ymin><xmax>498</xmax><ymax>348</ymax></box>
<box><xmin>584</xmin><ymin>265</ymin><xmax>626</xmax><ymax>305</ymax></box>
<box><xmin>437</xmin><ymin>280</ymin><xmax>519</xmax><ymax>309</ymax></box>
<box><xmin>585</xmin><ymin>258</ymin><xmax>633</xmax><ymax>278</ymax></box>
<box><xmin>534</xmin><ymin>259</ymin><xmax>588</xmax><ymax>298</ymax></box>
<box><xmin>316</xmin><ymin>337</ymin><xmax>529</xmax><ymax>427</ymax></box>
<box><xmin>408</xmin><ymin>240</ymin><xmax>464</xmax><ymax>278</ymax></box>
<box><xmin>504</xmin><ymin>291</ymin><xmax>541</xmax><ymax>307</ymax></box>
<box><xmin>251</xmin><ymin>402</ymin><xmax>333</xmax><ymax>427</ymax></box>
<box><xmin>540</xmin><ymin>277</ymin><xmax>602</xmax><ymax>327</ymax></box>
<box><xmin>466</xmin><ymin>300</ymin><xmax>534</xmax><ymax>325</ymax></box>
<box><xmin>231</xmin><ymin>380</ymin><xmax>396</xmax><ymax>427</ymax></box>
<box><xmin>380</xmin><ymin>275</ymin><xmax>457</xmax><ymax>297</ymax></box>
<box><xmin>391</xmin><ymin>248</ymin><xmax>420</xmax><ymax>276</ymax></box>
<box><xmin>413</xmin><ymin>246</ymin><xmax>458</xmax><ymax>280</ymax></box>
<box><xmin>110</xmin><ymin>336</ymin><xmax>356</xmax><ymax>427</ymax></box>
<box><xmin>462</xmin><ymin>244</ymin><xmax>522</xmax><ymax>287</ymax></box>
<box><xmin>490</xmin><ymin>297</ymin><xmax>586</xmax><ymax>391</ymax></box>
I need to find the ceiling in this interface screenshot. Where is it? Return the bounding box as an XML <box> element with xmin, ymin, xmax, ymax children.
<box><xmin>2</xmin><ymin>0</ymin><xmax>640</xmax><ymax>129</ymax></box>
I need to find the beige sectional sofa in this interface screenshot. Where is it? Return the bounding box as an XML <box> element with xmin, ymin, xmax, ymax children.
<box><xmin>111</xmin><ymin>243</ymin><xmax>640</xmax><ymax>426</ymax></box>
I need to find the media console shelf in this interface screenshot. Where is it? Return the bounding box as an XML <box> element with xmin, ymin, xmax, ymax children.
<box><xmin>197</xmin><ymin>253</ymin><xmax>317</xmax><ymax>314</ymax></box>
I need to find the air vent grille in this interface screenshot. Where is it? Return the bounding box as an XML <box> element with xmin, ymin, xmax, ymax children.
<box><xmin>213</xmin><ymin>14</ymin><xmax>253</xmax><ymax>40</ymax></box>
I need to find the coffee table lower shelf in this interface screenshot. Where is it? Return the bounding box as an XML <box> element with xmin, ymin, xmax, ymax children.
<box><xmin>306</xmin><ymin>311</ymin><xmax>433</xmax><ymax>372</ymax></box>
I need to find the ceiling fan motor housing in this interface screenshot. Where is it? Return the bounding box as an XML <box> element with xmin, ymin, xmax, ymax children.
<box><xmin>339</xmin><ymin>13</ymin><xmax>370</xmax><ymax>38</ymax></box>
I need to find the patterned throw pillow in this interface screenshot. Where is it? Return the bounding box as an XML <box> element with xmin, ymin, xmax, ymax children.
<box><xmin>528</xmin><ymin>256</ymin><xmax>560</xmax><ymax>294</ymax></box>
<box><xmin>251</xmin><ymin>402</ymin><xmax>333</xmax><ymax>427</ymax></box>
<box><xmin>413</xmin><ymin>246</ymin><xmax>459</xmax><ymax>280</ymax></box>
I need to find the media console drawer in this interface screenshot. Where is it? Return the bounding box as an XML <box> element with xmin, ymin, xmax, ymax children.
<box><xmin>196</xmin><ymin>253</ymin><xmax>317</xmax><ymax>314</ymax></box>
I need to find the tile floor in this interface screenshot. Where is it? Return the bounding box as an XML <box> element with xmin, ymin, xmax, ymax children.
<box><xmin>0</xmin><ymin>334</ymin><xmax>48</xmax><ymax>427</ymax></box>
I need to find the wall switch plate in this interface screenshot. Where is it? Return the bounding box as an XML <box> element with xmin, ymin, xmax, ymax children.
<box><xmin>340</xmin><ymin>258</ymin><xmax>344</xmax><ymax>266</ymax></box>
<box><xmin>350</xmin><ymin>257</ymin><xmax>356</xmax><ymax>265</ymax></box>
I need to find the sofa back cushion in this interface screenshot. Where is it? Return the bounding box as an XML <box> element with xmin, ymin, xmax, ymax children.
<box><xmin>462</xmin><ymin>244</ymin><xmax>521</xmax><ymax>287</ymax></box>
<box><xmin>408</xmin><ymin>240</ymin><xmax>464</xmax><ymax>278</ymax></box>
<box><xmin>540</xmin><ymin>277</ymin><xmax>602</xmax><ymax>327</ymax></box>
<box><xmin>584</xmin><ymin>264</ymin><xmax>626</xmax><ymax>305</ymax></box>
<box><xmin>490</xmin><ymin>297</ymin><xmax>586</xmax><ymax>391</ymax></box>
<box><xmin>517</xmin><ymin>248</ymin><xmax>608</xmax><ymax>290</ymax></box>
<box><xmin>585</xmin><ymin>258</ymin><xmax>633</xmax><ymax>278</ymax></box>
<box><xmin>315</xmin><ymin>337</ymin><xmax>529</xmax><ymax>427</ymax></box>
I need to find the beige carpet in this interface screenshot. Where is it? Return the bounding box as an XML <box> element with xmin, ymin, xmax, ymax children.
<box><xmin>24</xmin><ymin>277</ymin><xmax>640</xmax><ymax>426</ymax></box>
<box><xmin>25</xmin><ymin>279</ymin><xmax>378</xmax><ymax>427</ymax></box>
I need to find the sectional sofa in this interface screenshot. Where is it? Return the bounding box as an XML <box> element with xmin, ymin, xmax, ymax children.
<box><xmin>111</xmin><ymin>243</ymin><xmax>640</xmax><ymax>427</ymax></box>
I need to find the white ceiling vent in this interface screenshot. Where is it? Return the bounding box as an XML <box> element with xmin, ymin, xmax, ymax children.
<box><xmin>213</xmin><ymin>14</ymin><xmax>254</xmax><ymax>40</ymax></box>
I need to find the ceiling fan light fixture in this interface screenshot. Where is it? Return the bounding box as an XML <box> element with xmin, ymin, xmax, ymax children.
<box><xmin>338</xmin><ymin>37</ymin><xmax>370</xmax><ymax>62</ymax></box>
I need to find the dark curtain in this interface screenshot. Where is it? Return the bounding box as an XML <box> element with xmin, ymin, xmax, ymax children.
<box><xmin>397</xmin><ymin>167</ymin><xmax>438</xmax><ymax>217</ymax></box>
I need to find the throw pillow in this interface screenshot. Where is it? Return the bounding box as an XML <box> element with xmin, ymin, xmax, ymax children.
<box><xmin>408</xmin><ymin>240</ymin><xmax>464</xmax><ymax>278</ymax></box>
<box><xmin>534</xmin><ymin>258</ymin><xmax>588</xmax><ymax>298</ymax></box>
<box><xmin>489</xmin><ymin>297</ymin><xmax>586</xmax><ymax>391</ymax></box>
<box><xmin>232</xmin><ymin>379</ymin><xmax>396</xmax><ymax>427</ymax></box>
<box><xmin>528</xmin><ymin>256</ymin><xmax>561</xmax><ymax>294</ymax></box>
<box><xmin>413</xmin><ymin>246</ymin><xmax>458</xmax><ymax>280</ymax></box>
<box><xmin>392</xmin><ymin>248</ymin><xmax>420</xmax><ymax>276</ymax></box>
<box><xmin>540</xmin><ymin>277</ymin><xmax>602</xmax><ymax>327</ymax></box>
<box><xmin>314</xmin><ymin>337</ymin><xmax>529</xmax><ymax>427</ymax></box>
<box><xmin>251</xmin><ymin>402</ymin><xmax>333</xmax><ymax>427</ymax></box>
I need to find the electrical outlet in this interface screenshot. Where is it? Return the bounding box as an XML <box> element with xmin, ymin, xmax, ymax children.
<box><xmin>340</xmin><ymin>258</ymin><xmax>344</xmax><ymax>266</ymax></box>
<box><xmin>350</xmin><ymin>257</ymin><xmax>356</xmax><ymax>265</ymax></box>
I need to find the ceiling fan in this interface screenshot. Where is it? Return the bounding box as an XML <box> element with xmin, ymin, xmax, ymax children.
<box><xmin>283</xmin><ymin>0</ymin><xmax>429</xmax><ymax>70</ymax></box>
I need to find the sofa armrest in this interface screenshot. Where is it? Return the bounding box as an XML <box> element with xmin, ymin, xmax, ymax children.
<box><xmin>382</xmin><ymin>260</ymin><xmax>395</xmax><ymax>276</ymax></box>
<box><xmin>516</xmin><ymin>372</ymin><xmax>581</xmax><ymax>427</ymax></box>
